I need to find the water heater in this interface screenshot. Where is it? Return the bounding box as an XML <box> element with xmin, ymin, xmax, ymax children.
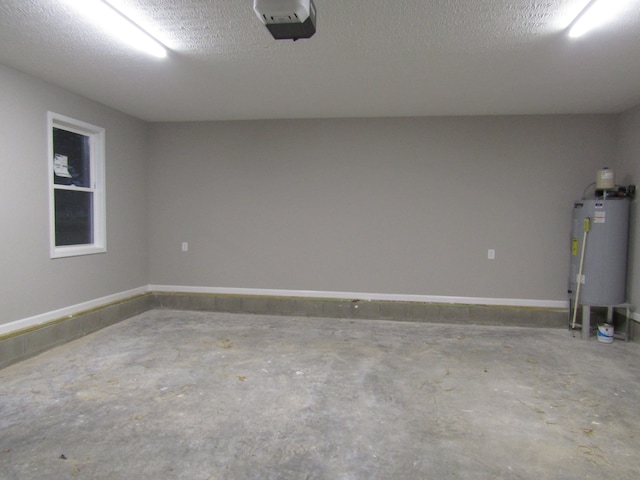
<box><xmin>569</xmin><ymin>198</ymin><xmax>630</xmax><ymax>306</ymax></box>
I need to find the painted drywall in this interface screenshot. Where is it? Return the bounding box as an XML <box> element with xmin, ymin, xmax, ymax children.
<box><xmin>148</xmin><ymin>115</ymin><xmax>618</xmax><ymax>303</ymax></box>
<box><xmin>618</xmin><ymin>104</ymin><xmax>640</xmax><ymax>311</ymax></box>
<box><xmin>0</xmin><ymin>64</ymin><xmax>149</xmax><ymax>325</ymax></box>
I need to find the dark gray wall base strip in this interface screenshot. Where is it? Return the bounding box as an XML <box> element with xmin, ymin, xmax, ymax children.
<box><xmin>0</xmin><ymin>294</ymin><xmax>153</xmax><ymax>370</ymax></box>
<box><xmin>151</xmin><ymin>293</ymin><xmax>568</xmax><ymax>328</ymax></box>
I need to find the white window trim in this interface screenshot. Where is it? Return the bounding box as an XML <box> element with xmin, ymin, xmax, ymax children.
<box><xmin>48</xmin><ymin>112</ymin><xmax>106</xmax><ymax>258</ymax></box>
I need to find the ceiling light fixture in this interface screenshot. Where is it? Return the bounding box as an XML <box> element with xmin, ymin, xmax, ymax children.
<box><xmin>568</xmin><ymin>0</ymin><xmax>633</xmax><ymax>38</ymax></box>
<box><xmin>64</xmin><ymin>0</ymin><xmax>167</xmax><ymax>58</ymax></box>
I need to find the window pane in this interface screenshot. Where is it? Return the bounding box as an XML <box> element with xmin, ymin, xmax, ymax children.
<box><xmin>53</xmin><ymin>128</ymin><xmax>91</xmax><ymax>188</ymax></box>
<box><xmin>54</xmin><ymin>190</ymin><xmax>94</xmax><ymax>246</ymax></box>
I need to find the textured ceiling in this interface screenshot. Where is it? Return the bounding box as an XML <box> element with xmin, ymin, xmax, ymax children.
<box><xmin>1</xmin><ymin>0</ymin><xmax>639</xmax><ymax>121</ymax></box>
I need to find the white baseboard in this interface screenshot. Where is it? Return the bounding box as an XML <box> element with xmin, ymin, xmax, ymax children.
<box><xmin>0</xmin><ymin>286</ymin><xmax>148</xmax><ymax>337</ymax></box>
<box><xmin>149</xmin><ymin>285</ymin><xmax>569</xmax><ymax>309</ymax></box>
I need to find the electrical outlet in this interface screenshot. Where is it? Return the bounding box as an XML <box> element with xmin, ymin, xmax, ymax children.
<box><xmin>181</xmin><ymin>242</ymin><xmax>188</xmax><ymax>252</ymax></box>
<box><xmin>488</xmin><ymin>249</ymin><xmax>495</xmax><ymax>260</ymax></box>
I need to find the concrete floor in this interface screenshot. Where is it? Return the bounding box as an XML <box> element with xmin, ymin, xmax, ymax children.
<box><xmin>1</xmin><ymin>310</ymin><xmax>639</xmax><ymax>479</ymax></box>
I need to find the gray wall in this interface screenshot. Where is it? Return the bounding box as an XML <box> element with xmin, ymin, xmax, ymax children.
<box><xmin>618</xmin><ymin>105</ymin><xmax>640</xmax><ymax>311</ymax></box>
<box><xmin>148</xmin><ymin>115</ymin><xmax>618</xmax><ymax>303</ymax></box>
<box><xmin>2</xmin><ymin>60</ymin><xmax>635</xmax><ymax>325</ymax></box>
<box><xmin>0</xmin><ymin>64</ymin><xmax>149</xmax><ymax>325</ymax></box>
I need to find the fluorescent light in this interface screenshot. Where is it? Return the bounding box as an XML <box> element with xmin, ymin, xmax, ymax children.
<box><xmin>568</xmin><ymin>0</ymin><xmax>633</xmax><ymax>38</ymax></box>
<box><xmin>64</xmin><ymin>0</ymin><xmax>167</xmax><ymax>58</ymax></box>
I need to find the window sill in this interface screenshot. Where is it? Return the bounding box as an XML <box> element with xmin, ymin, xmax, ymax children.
<box><xmin>51</xmin><ymin>245</ymin><xmax>107</xmax><ymax>259</ymax></box>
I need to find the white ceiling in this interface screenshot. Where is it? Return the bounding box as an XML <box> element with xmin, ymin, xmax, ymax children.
<box><xmin>1</xmin><ymin>0</ymin><xmax>639</xmax><ymax>121</ymax></box>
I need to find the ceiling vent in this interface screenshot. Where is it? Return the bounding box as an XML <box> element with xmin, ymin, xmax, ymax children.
<box><xmin>254</xmin><ymin>0</ymin><xmax>316</xmax><ymax>40</ymax></box>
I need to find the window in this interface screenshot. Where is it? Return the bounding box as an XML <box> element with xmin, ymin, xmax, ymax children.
<box><xmin>48</xmin><ymin>112</ymin><xmax>106</xmax><ymax>258</ymax></box>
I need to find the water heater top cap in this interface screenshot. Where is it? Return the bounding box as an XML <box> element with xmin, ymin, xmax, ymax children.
<box><xmin>596</xmin><ymin>168</ymin><xmax>615</xmax><ymax>190</ymax></box>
